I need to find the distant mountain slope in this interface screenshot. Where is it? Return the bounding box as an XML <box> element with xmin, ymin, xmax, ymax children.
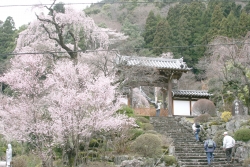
<box><xmin>84</xmin><ymin>2</ymin><xmax>178</xmax><ymax>32</ymax></box>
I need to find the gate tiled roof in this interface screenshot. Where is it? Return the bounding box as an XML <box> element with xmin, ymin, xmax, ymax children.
<box><xmin>172</xmin><ymin>90</ymin><xmax>212</xmax><ymax>98</ymax></box>
<box><xmin>116</xmin><ymin>55</ymin><xmax>191</xmax><ymax>71</ymax></box>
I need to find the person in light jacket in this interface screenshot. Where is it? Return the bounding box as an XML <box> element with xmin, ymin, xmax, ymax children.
<box><xmin>204</xmin><ymin>137</ymin><xmax>216</xmax><ymax>166</ymax></box>
<box><xmin>223</xmin><ymin>131</ymin><xmax>235</xmax><ymax>164</ymax></box>
<box><xmin>192</xmin><ymin>122</ymin><xmax>201</xmax><ymax>142</ymax></box>
<box><xmin>155</xmin><ymin>101</ymin><xmax>161</xmax><ymax>117</ymax></box>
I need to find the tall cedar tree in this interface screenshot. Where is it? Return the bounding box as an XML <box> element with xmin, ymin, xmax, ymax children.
<box><xmin>237</xmin><ymin>10</ymin><xmax>250</xmax><ymax>37</ymax></box>
<box><xmin>0</xmin><ymin>17</ymin><xmax>16</xmax><ymax>74</ymax></box>
<box><xmin>167</xmin><ymin>4</ymin><xmax>183</xmax><ymax>56</ymax></box>
<box><xmin>208</xmin><ymin>4</ymin><xmax>225</xmax><ymax>39</ymax></box>
<box><xmin>152</xmin><ymin>19</ymin><xmax>172</xmax><ymax>55</ymax></box>
<box><xmin>220</xmin><ymin>11</ymin><xmax>238</xmax><ymax>38</ymax></box>
<box><xmin>0</xmin><ymin>17</ymin><xmax>16</xmax><ymax>56</ymax></box>
<box><xmin>143</xmin><ymin>11</ymin><xmax>160</xmax><ymax>49</ymax></box>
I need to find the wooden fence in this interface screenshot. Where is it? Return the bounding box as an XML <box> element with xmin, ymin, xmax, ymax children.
<box><xmin>134</xmin><ymin>108</ymin><xmax>168</xmax><ymax>117</ymax></box>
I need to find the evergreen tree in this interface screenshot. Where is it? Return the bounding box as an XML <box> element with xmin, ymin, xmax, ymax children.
<box><xmin>167</xmin><ymin>3</ymin><xmax>183</xmax><ymax>54</ymax></box>
<box><xmin>237</xmin><ymin>10</ymin><xmax>250</xmax><ymax>37</ymax></box>
<box><xmin>208</xmin><ymin>4</ymin><xmax>225</xmax><ymax>39</ymax></box>
<box><xmin>0</xmin><ymin>16</ymin><xmax>16</xmax><ymax>74</ymax></box>
<box><xmin>220</xmin><ymin>11</ymin><xmax>238</xmax><ymax>38</ymax></box>
<box><xmin>244</xmin><ymin>2</ymin><xmax>250</xmax><ymax>14</ymax></box>
<box><xmin>142</xmin><ymin>11</ymin><xmax>160</xmax><ymax>49</ymax></box>
<box><xmin>0</xmin><ymin>16</ymin><xmax>16</xmax><ymax>56</ymax></box>
<box><xmin>152</xmin><ymin>19</ymin><xmax>172</xmax><ymax>56</ymax></box>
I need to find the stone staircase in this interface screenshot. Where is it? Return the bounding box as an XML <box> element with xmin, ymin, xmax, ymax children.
<box><xmin>150</xmin><ymin>117</ymin><xmax>242</xmax><ymax>167</ymax></box>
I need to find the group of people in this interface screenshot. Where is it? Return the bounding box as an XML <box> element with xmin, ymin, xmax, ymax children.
<box><xmin>192</xmin><ymin>122</ymin><xmax>236</xmax><ymax>166</ymax></box>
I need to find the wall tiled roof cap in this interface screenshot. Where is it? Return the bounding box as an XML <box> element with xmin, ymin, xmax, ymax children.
<box><xmin>172</xmin><ymin>90</ymin><xmax>212</xmax><ymax>97</ymax></box>
<box><xmin>116</xmin><ymin>55</ymin><xmax>191</xmax><ymax>71</ymax></box>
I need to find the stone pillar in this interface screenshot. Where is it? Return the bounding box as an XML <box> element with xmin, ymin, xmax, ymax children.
<box><xmin>232</xmin><ymin>100</ymin><xmax>244</xmax><ymax>116</ymax></box>
<box><xmin>6</xmin><ymin>144</ymin><xmax>12</xmax><ymax>167</ymax></box>
<box><xmin>169</xmin><ymin>146</ymin><xmax>175</xmax><ymax>156</ymax></box>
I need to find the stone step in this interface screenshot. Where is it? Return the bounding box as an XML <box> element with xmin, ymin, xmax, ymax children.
<box><xmin>179</xmin><ymin>157</ymin><xmax>231</xmax><ymax>161</ymax></box>
<box><xmin>180</xmin><ymin>163</ymin><xmax>242</xmax><ymax>167</ymax></box>
<box><xmin>175</xmin><ymin>153</ymin><xmax>226</xmax><ymax>157</ymax></box>
<box><xmin>150</xmin><ymin>117</ymin><xmax>242</xmax><ymax>167</ymax></box>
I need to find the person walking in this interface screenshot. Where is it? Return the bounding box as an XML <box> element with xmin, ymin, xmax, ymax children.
<box><xmin>155</xmin><ymin>101</ymin><xmax>161</xmax><ymax>117</ymax></box>
<box><xmin>192</xmin><ymin>122</ymin><xmax>201</xmax><ymax>142</ymax></box>
<box><xmin>204</xmin><ymin>137</ymin><xmax>216</xmax><ymax>166</ymax></box>
<box><xmin>223</xmin><ymin>131</ymin><xmax>235</xmax><ymax>164</ymax></box>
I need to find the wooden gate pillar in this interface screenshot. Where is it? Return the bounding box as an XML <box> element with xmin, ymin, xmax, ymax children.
<box><xmin>127</xmin><ymin>87</ymin><xmax>133</xmax><ymax>108</ymax></box>
<box><xmin>168</xmin><ymin>80</ymin><xmax>173</xmax><ymax>116</ymax></box>
<box><xmin>162</xmin><ymin>89</ymin><xmax>167</xmax><ymax>110</ymax></box>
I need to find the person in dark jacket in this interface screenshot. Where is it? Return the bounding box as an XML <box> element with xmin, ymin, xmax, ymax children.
<box><xmin>204</xmin><ymin>137</ymin><xmax>216</xmax><ymax>166</ymax></box>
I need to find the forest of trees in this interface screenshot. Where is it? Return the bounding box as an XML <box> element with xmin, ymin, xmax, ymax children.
<box><xmin>143</xmin><ymin>1</ymin><xmax>250</xmax><ymax>67</ymax></box>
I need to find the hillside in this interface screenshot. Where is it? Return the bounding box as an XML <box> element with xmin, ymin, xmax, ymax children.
<box><xmin>85</xmin><ymin>2</ymin><xmax>177</xmax><ymax>32</ymax></box>
<box><xmin>85</xmin><ymin>0</ymin><xmax>248</xmax><ymax>36</ymax></box>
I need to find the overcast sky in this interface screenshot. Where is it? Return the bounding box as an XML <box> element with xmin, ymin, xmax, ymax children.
<box><xmin>0</xmin><ymin>0</ymin><xmax>100</xmax><ymax>28</ymax></box>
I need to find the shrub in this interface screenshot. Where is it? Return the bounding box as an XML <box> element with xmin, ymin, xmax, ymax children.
<box><xmin>128</xmin><ymin>128</ymin><xmax>144</xmax><ymax>140</ymax></box>
<box><xmin>130</xmin><ymin>133</ymin><xmax>162</xmax><ymax>157</ymax></box>
<box><xmin>136</xmin><ymin>116</ymin><xmax>150</xmax><ymax>124</ymax></box>
<box><xmin>12</xmin><ymin>155</ymin><xmax>27</xmax><ymax>167</ymax></box>
<box><xmin>194</xmin><ymin>113</ymin><xmax>211</xmax><ymax>123</ymax></box>
<box><xmin>136</xmin><ymin>116</ymin><xmax>150</xmax><ymax>128</ymax></box>
<box><xmin>84</xmin><ymin>8</ymin><xmax>101</xmax><ymax>15</ymax></box>
<box><xmin>89</xmin><ymin>138</ymin><xmax>99</xmax><ymax>148</ymax></box>
<box><xmin>12</xmin><ymin>155</ymin><xmax>41</xmax><ymax>167</ymax></box>
<box><xmin>213</xmin><ymin>130</ymin><xmax>226</xmax><ymax>146</ymax></box>
<box><xmin>146</xmin><ymin>130</ymin><xmax>158</xmax><ymax>135</ymax></box>
<box><xmin>116</xmin><ymin>106</ymin><xmax>134</xmax><ymax>117</ymax></box>
<box><xmin>221</xmin><ymin>111</ymin><xmax>232</xmax><ymax>122</ymax></box>
<box><xmin>192</xmin><ymin>99</ymin><xmax>216</xmax><ymax>116</ymax></box>
<box><xmin>209</xmin><ymin>121</ymin><xmax>223</xmax><ymax>126</ymax></box>
<box><xmin>161</xmin><ymin>155</ymin><xmax>177</xmax><ymax>166</ymax></box>
<box><xmin>142</xmin><ymin>123</ymin><xmax>154</xmax><ymax>131</ymax></box>
<box><xmin>241</xmin><ymin>119</ymin><xmax>250</xmax><ymax>126</ymax></box>
<box><xmin>234</xmin><ymin>128</ymin><xmax>250</xmax><ymax>142</ymax></box>
<box><xmin>243</xmin><ymin>157</ymin><xmax>250</xmax><ymax>167</ymax></box>
<box><xmin>157</xmin><ymin>134</ymin><xmax>173</xmax><ymax>148</ymax></box>
<box><xmin>102</xmin><ymin>4</ymin><xmax>111</xmax><ymax>11</ymax></box>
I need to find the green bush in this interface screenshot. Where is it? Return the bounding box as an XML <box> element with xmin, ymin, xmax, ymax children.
<box><xmin>194</xmin><ymin>113</ymin><xmax>211</xmax><ymax>123</ymax></box>
<box><xmin>243</xmin><ymin>157</ymin><xmax>250</xmax><ymax>167</ymax></box>
<box><xmin>136</xmin><ymin>116</ymin><xmax>150</xmax><ymax>124</ymax></box>
<box><xmin>13</xmin><ymin>154</ymin><xmax>41</xmax><ymax>167</ymax></box>
<box><xmin>142</xmin><ymin>123</ymin><xmax>154</xmax><ymax>131</ymax></box>
<box><xmin>221</xmin><ymin>111</ymin><xmax>232</xmax><ymax>122</ymax></box>
<box><xmin>161</xmin><ymin>155</ymin><xmax>177</xmax><ymax>166</ymax></box>
<box><xmin>128</xmin><ymin>129</ymin><xmax>144</xmax><ymax>140</ymax></box>
<box><xmin>53</xmin><ymin>146</ymin><xmax>63</xmax><ymax>159</ymax></box>
<box><xmin>89</xmin><ymin>138</ymin><xmax>99</xmax><ymax>148</ymax></box>
<box><xmin>13</xmin><ymin>155</ymin><xmax>27</xmax><ymax>167</ymax></box>
<box><xmin>146</xmin><ymin>130</ymin><xmax>158</xmax><ymax>135</ymax></box>
<box><xmin>209</xmin><ymin>121</ymin><xmax>223</xmax><ymax>126</ymax></box>
<box><xmin>116</xmin><ymin>106</ymin><xmax>134</xmax><ymax>117</ymax></box>
<box><xmin>84</xmin><ymin>8</ymin><xmax>101</xmax><ymax>15</ymax></box>
<box><xmin>234</xmin><ymin>128</ymin><xmax>250</xmax><ymax>142</ymax></box>
<box><xmin>102</xmin><ymin>4</ymin><xmax>111</xmax><ymax>10</ymax></box>
<box><xmin>213</xmin><ymin>130</ymin><xmax>225</xmax><ymax>146</ymax></box>
<box><xmin>130</xmin><ymin>133</ymin><xmax>162</xmax><ymax>157</ymax></box>
<box><xmin>240</xmin><ymin>119</ymin><xmax>250</xmax><ymax>126</ymax></box>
